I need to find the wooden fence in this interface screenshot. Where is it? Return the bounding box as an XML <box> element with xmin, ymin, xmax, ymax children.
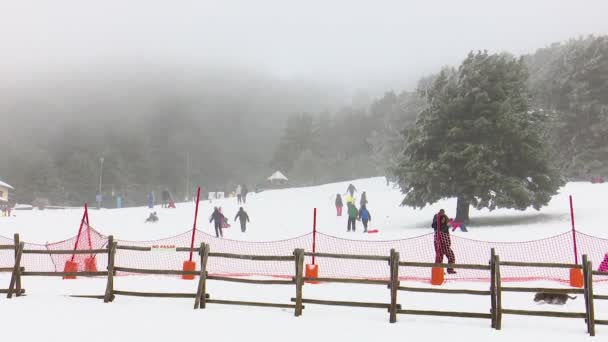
<box><xmin>1</xmin><ymin>234</ymin><xmax>25</xmax><ymax>297</ymax></box>
<box><xmin>589</xmin><ymin>261</ymin><xmax>608</xmax><ymax>331</ymax></box>
<box><xmin>397</xmin><ymin>248</ymin><xmax>495</xmax><ymax>325</ymax></box>
<box><xmin>495</xmin><ymin>254</ymin><xmax>595</xmax><ymax>335</ymax></box>
<box><xmin>2</xmin><ymin>236</ymin><xmax>607</xmax><ymax>336</ymax></box>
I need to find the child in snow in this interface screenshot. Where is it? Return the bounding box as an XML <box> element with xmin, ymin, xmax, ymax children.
<box><xmin>209</xmin><ymin>207</ymin><xmax>224</xmax><ymax>238</ymax></box>
<box><xmin>335</xmin><ymin>194</ymin><xmax>343</xmax><ymax>216</ymax></box>
<box><xmin>219</xmin><ymin>207</ymin><xmax>230</xmax><ymax>228</ymax></box>
<box><xmin>449</xmin><ymin>218</ymin><xmax>468</xmax><ymax>232</ymax></box>
<box><xmin>347</xmin><ymin>202</ymin><xmax>358</xmax><ymax>232</ymax></box>
<box><xmin>145</xmin><ymin>212</ymin><xmax>158</xmax><ymax>223</ymax></box>
<box><xmin>345</xmin><ymin>183</ymin><xmax>357</xmax><ymax>197</ymax></box>
<box><xmin>358</xmin><ymin>204</ymin><xmax>371</xmax><ymax>232</ymax></box>
<box><xmin>360</xmin><ymin>191</ymin><xmax>368</xmax><ymax>207</ymax></box>
<box><xmin>599</xmin><ymin>253</ymin><xmax>608</xmax><ymax>273</ymax></box>
<box><xmin>234</xmin><ymin>207</ymin><xmax>250</xmax><ymax>232</ymax></box>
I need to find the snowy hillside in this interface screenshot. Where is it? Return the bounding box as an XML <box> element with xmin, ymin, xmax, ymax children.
<box><xmin>1</xmin><ymin>177</ymin><xmax>607</xmax><ymax>243</ymax></box>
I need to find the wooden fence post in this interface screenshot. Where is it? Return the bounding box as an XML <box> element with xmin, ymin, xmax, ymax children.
<box><xmin>494</xmin><ymin>254</ymin><xmax>502</xmax><ymax>330</ymax></box>
<box><xmin>104</xmin><ymin>236</ymin><xmax>115</xmax><ymax>303</ymax></box>
<box><xmin>13</xmin><ymin>234</ymin><xmax>22</xmax><ymax>296</ymax></box>
<box><xmin>194</xmin><ymin>243</ymin><xmax>209</xmax><ymax>309</ymax></box>
<box><xmin>389</xmin><ymin>249</ymin><xmax>399</xmax><ymax>323</ymax></box>
<box><xmin>294</xmin><ymin>248</ymin><xmax>304</xmax><ymax>316</ymax></box>
<box><xmin>490</xmin><ymin>248</ymin><xmax>497</xmax><ymax>329</ymax></box>
<box><xmin>583</xmin><ymin>255</ymin><xmax>595</xmax><ymax>336</ymax></box>
<box><xmin>7</xmin><ymin>242</ymin><xmax>23</xmax><ymax>299</ymax></box>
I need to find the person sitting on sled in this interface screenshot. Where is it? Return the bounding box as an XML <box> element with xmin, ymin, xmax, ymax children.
<box><xmin>145</xmin><ymin>212</ymin><xmax>158</xmax><ymax>223</ymax></box>
<box><xmin>449</xmin><ymin>218</ymin><xmax>468</xmax><ymax>232</ymax></box>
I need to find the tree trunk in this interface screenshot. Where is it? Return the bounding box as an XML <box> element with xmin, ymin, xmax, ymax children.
<box><xmin>455</xmin><ymin>197</ymin><xmax>470</xmax><ymax>223</ymax></box>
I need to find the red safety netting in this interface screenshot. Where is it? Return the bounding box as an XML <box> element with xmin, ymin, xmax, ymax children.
<box><xmin>0</xmin><ymin>234</ymin><xmax>14</xmax><ymax>274</ymax></box>
<box><xmin>2</xmin><ymin>226</ymin><xmax>608</xmax><ymax>284</ymax></box>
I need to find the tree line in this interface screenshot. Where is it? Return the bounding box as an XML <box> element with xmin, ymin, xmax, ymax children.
<box><xmin>273</xmin><ymin>35</ymin><xmax>608</xmax><ymax>221</ymax></box>
<box><xmin>1</xmin><ymin>35</ymin><xmax>606</xmax><ymax>215</ymax></box>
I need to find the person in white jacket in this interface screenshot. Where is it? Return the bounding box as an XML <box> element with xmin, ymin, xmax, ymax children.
<box><xmin>236</xmin><ymin>184</ymin><xmax>242</xmax><ymax>204</ymax></box>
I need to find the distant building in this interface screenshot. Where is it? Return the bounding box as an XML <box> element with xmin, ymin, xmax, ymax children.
<box><xmin>0</xmin><ymin>179</ymin><xmax>14</xmax><ymax>205</ymax></box>
<box><xmin>267</xmin><ymin>171</ymin><xmax>288</xmax><ymax>186</ymax></box>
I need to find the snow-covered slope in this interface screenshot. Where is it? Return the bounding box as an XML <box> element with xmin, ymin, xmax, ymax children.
<box><xmin>1</xmin><ymin>178</ymin><xmax>606</xmax><ymax>243</ymax></box>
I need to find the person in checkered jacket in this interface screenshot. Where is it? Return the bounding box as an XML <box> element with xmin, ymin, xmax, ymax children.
<box><xmin>431</xmin><ymin>209</ymin><xmax>456</xmax><ymax>274</ymax></box>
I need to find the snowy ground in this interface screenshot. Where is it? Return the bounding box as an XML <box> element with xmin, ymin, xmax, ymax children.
<box><xmin>1</xmin><ymin>178</ymin><xmax>607</xmax><ymax>341</ymax></box>
<box><xmin>1</xmin><ymin>275</ymin><xmax>605</xmax><ymax>341</ymax></box>
<box><xmin>1</xmin><ymin>177</ymin><xmax>607</xmax><ymax>243</ymax></box>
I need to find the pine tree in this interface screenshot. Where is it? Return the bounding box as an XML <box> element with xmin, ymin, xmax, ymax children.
<box><xmin>393</xmin><ymin>51</ymin><xmax>564</xmax><ymax>222</ymax></box>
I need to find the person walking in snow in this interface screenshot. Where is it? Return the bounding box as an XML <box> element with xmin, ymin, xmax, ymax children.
<box><xmin>347</xmin><ymin>202</ymin><xmax>358</xmax><ymax>232</ymax></box>
<box><xmin>236</xmin><ymin>184</ymin><xmax>243</xmax><ymax>204</ymax></box>
<box><xmin>335</xmin><ymin>194</ymin><xmax>343</xmax><ymax>216</ymax></box>
<box><xmin>234</xmin><ymin>207</ymin><xmax>250</xmax><ymax>232</ymax></box>
<box><xmin>242</xmin><ymin>184</ymin><xmax>249</xmax><ymax>204</ymax></box>
<box><xmin>359</xmin><ymin>191</ymin><xmax>368</xmax><ymax>207</ymax></box>
<box><xmin>345</xmin><ymin>183</ymin><xmax>357</xmax><ymax>197</ymax></box>
<box><xmin>431</xmin><ymin>209</ymin><xmax>456</xmax><ymax>274</ymax></box>
<box><xmin>161</xmin><ymin>189</ymin><xmax>170</xmax><ymax>208</ymax></box>
<box><xmin>209</xmin><ymin>207</ymin><xmax>224</xmax><ymax>238</ymax></box>
<box><xmin>358</xmin><ymin>204</ymin><xmax>371</xmax><ymax>232</ymax></box>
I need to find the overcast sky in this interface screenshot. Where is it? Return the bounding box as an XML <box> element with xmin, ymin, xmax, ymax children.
<box><xmin>2</xmin><ymin>0</ymin><xmax>608</xmax><ymax>92</ymax></box>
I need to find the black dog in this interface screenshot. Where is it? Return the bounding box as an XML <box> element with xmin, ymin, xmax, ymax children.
<box><xmin>534</xmin><ymin>292</ymin><xmax>576</xmax><ymax>305</ymax></box>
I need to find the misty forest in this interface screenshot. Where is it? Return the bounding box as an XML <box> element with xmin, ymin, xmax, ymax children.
<box><xmin>1</xmin><ymin>35</ymin><xmax>607</xmax><ymax>217</ymax></box>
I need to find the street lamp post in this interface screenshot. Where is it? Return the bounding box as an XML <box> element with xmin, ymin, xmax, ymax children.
<box><xmin>98</xmin><ymin>157</ymin><xmax>104</xmax><ymax>209</ymax></box>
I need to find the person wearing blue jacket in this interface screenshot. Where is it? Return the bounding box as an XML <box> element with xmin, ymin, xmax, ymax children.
<box><xmin>358</xmin><ymin>204</ymin><xmax>372</xmax><ymax>232</ymax></box>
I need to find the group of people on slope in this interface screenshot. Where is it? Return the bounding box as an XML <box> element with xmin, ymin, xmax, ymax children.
<box><xmin>1</xmin><ymin>204</ymin><xmax>12</xmax><ymax>217</ymax></box>
<box><xmin>160</xmin><ymin>189</ymin><xmax>176</xmax><ymax>208</ymax></box>
<box><xmin>209</xmin><ymin>206</ymin><xmax>250</xmax><ymax>238</ymax></box>
<box><xmin>235</xmin><ymin>184</ymin><xmax>249</xmax><ymax>204</ymax></box>
<box><xmin>335</xmin><ymin>183</ymin><xmax>372</xmax><ymax>233</ymax></box>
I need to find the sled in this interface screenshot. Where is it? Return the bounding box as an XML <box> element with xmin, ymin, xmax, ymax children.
<box><xmin>367</xmin><ymin>229</ymin><xmax>379</xmax><ymax>234</ymax></box>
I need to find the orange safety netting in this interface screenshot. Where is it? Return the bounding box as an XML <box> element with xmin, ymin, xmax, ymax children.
<box><xmin>2</xmin><ymin>223</ymin><xmax>608</xmax><ymax>284</ymax></box>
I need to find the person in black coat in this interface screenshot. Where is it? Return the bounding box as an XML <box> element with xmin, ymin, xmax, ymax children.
<box><xmin>209</xmin><ymin>207</ymin><xmax>225</xmax><ymax>238</ymax></box>
<box><xmin>161</xmin><ymin>189</ymin><xmax>171</xmax><ymax>208</ymax></box>
<box><xmin>431</xmin><ymin>209</ymin><xmax>456</xmax><ymax>274</ymax></box>
<box><xmin>345</xmin><ymin>183</ymin><xmax>357</xmax><ymax>197</ymax></box>
<box><xmin>234</xmin><ymin>207</ymin><xmax>250</xmax><ymax>232</ymax></box>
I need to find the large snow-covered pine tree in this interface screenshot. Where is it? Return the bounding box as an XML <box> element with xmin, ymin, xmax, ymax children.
<box><xmin>393</xmin><ymin>51</ymin><xmax>564</xmax><ymax>222</ymax></box>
